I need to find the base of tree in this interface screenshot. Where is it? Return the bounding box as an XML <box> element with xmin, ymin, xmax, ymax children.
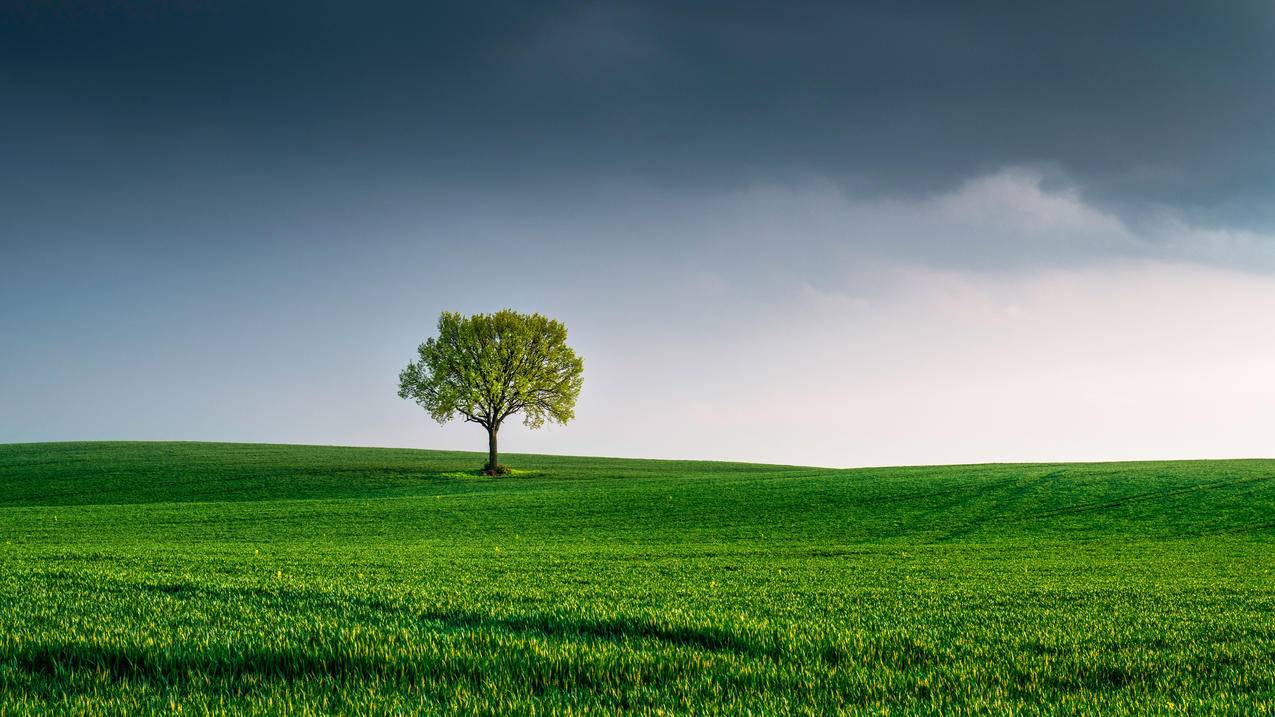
<box><xmin>481</xmin><ymin>463</ymin><xmax>511</xmax><ymax>476</ymax></box>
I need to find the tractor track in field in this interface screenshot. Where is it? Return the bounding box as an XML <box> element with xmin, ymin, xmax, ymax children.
<box><xmin>1031</xmin><ymin>473</ymin><xmax>1275</xmax><ymax>519</ymax></box>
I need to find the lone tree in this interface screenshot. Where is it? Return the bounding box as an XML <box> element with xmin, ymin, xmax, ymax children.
<box><xmin>398</xmin><ymin>310</ymin><xmax>584</xmax><ymax>475</ymax></box>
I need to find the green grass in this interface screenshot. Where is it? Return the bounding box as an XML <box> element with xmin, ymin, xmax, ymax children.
<box><xmin>0</xmin><ymin>442</ymin><xmax>1272</xmax><ymax>715</ymax></box>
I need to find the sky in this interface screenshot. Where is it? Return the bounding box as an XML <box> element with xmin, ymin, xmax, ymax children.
<box><xmin>4</xmin><ymin>1</ymin><xmax>1275</xmax><ymax>467</ymax></box>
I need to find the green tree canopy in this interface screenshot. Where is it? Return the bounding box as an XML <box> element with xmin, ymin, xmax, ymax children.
<box><xmin>398</xmin><ymin>310</ymin><xmax>584</xmax><ymax>474</ymax></box>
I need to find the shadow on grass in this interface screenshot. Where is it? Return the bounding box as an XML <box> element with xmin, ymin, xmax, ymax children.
<box><xmin>35</xmin><ymin>572</ymin><xmax>959</xmax><ymax>680</ymax></box>
<box><xmin>415</xmin><ymin>605</ymin><xmax>779</xmax><ymax>659</ymax></box>
<box><xmin>5</xmin><ymin>613</ymin><xmax>780</xmax><ymax>694</ymax></box>
<box><xmin>41</xmin><ymin>571</ymin><xmax>781</xmax><ymax>662</ymax></box>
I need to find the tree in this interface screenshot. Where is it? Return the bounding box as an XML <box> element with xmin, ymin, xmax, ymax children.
<box><xmin>398</xmin><ymin>310</ymin><xmax>584</xmax><ymax>475</ymax></box>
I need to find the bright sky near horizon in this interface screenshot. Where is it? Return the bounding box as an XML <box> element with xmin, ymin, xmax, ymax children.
<box><xmin>4</xmin><ymin>2</ymin><xmax>1275</xmax><ymax>467</ymax></box>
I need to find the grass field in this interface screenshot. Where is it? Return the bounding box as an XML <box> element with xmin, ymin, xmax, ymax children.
<box><xmin>0</xmin><ymin>442</ymin><xmax>1272</xmax><ymax>715</ymax></box>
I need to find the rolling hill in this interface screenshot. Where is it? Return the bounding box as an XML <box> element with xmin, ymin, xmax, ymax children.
<box><xmin>1</xmin><ymin>442</ymin><xmax>1272</xmax><ymax>715</ymax></box>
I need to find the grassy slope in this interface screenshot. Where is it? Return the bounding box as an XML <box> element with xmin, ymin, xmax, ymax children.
<box><xmin>0</xmin><ymin>442</ymin><xmax>1272</xmax><ymax>715</ymax></box>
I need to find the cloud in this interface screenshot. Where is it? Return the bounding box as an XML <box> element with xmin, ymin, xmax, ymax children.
<box><xmin>535</xmin><ymin>168</ymin><xmax>1275</xmax><ymax>302</ymax></box>
<box><xmin>6</xmin><ymin>2</ymin><xmax>1274</xmax><ymax>225</ymax></box>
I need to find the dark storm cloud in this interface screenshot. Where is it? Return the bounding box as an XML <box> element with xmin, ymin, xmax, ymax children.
<box><xmin>4</xmin><ymin>1</ymin><xmax>1274</xmax><ymax>224</ymax></box>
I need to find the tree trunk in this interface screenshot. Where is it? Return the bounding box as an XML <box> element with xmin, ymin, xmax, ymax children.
<box><xmin>486</xmin><ymin>426</ymin><xmax>499</xmax><ymax>472</ymax></box>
